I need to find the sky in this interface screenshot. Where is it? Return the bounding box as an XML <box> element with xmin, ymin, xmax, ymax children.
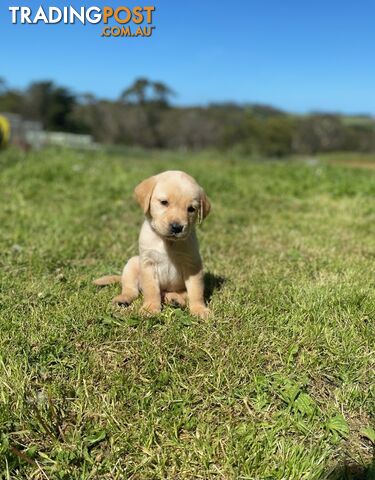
<box><xmin>1</xmin><ymin>0</ymin><xmax>375</xmax><ymax>114</ymax></box>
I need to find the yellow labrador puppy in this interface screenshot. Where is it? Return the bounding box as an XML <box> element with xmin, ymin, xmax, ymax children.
<box><xmin>94</xmin><ymin>171</ymin><xmax>211</xmax><ymax>319</ymax></box>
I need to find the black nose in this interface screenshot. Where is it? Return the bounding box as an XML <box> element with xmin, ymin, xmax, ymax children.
<box><xmin>170</xmin><ymin>222</ymin><xmax>183</xmax><ymax>234</ymax></box>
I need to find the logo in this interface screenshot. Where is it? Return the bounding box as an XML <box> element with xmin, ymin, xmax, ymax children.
<box><xmin>8</xmin><ymin>5</ymin><xmax>156</xmax><ymax>38</ymax></box>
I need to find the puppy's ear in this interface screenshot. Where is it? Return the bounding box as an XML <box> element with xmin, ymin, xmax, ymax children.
<box><xmin>199</xmin><ymin>190</ymin><xmax>211</xmax><ymax>223</ymax></box>
<box><xmin>134</xmin><ymin>176</ymin><xmax>157</xmax><ymax>213</ymax></box>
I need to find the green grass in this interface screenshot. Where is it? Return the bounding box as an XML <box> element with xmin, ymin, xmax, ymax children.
<box><xmin>0</xmin><ymin>148</ymin><xmax>374</xmax><ymax>479</ymax></box>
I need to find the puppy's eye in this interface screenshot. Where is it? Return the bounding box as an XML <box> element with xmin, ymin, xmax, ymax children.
<box><xmin>187</xmin><ymin>206</ymin><xmax>196</xmax><ymax>213</ymax></box>
<box><xmin>160</xmin><ymin>200</ymin><xmax>169</xmax><ymax>206</ymax></box>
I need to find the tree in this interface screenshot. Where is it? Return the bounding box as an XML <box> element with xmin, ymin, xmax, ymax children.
<box><xmin>0</xmin><ymin>77</ymin><xmax>6</xmax><ymax>95</ymax></box>
<box><xmin>120</xmin><ymin>77</ymin><xmax>150</xmax><ymax>105</ymax></box>
<box><xmin>293</xmin><ymin>115</ymin><xmax>346</xmax><ymax>154</ymax></box>
<box><xmin>78</xmin><ymin>92</ymin><xmax>97</xmax><ymax>105</ymax></box>
<box><xmin>152</xmin><ymin>81</ymin><xmax>175</xmax><ymax>107</ymax></box>
<box><xmin>260</xmin><ymin>116</ymin><xmax>295</xmax><ymax>157</ymax></box>
<box><xmin>0</xmin><ymin>77</ymin><xmax>25</xmax><ymax>114</ymax></box>
<box><xmin>120</xmin><ymin>78</ymin><xmax>175</xmax><ymax>107</ymax></box>
<box><xmin>24</xmin><ymin>81</ymin><xmax>77</xmax><ymax>131</ymax></box>
<box><xmin>0</xmin><ymin>90</ymin><xmax>24</xmax><ymax>114</ymax></box>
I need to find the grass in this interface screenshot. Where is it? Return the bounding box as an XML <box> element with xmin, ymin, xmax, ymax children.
<box><xmin>0</xmin><ymin>147</ymin><xmax>374</xmax><ymax>479</ymax></box>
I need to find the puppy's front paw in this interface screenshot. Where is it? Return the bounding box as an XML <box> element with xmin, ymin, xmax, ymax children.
<box><xmin>140</xmin><ymin>302</ymin><xmax>161</xmax><ymax>316</ymax></box>
<box><xmin>112</xmin><ymin>295</ymin><xmax>131</xmax><ymax>307</ymax></box>
<box><xmin>164</xmin><ymin>292</ymin><xmax>187</xmax><ymax>308</ymax></box>
<box><xmin>190</xmin><ymin>304</ymin><xmax>211</xmax><ymax>320</ymax></box>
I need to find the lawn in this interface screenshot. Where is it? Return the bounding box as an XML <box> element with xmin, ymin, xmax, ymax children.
<box><xmin>0</xmin><ymin>148</ymin><xmax>374</xmax><ymax>479</ymax></box>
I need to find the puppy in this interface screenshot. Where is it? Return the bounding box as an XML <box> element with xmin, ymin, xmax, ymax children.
<box><xmin>94</xmin><ymin>170</ymin><xmax>211</xmax><ymax>319</ymax></box>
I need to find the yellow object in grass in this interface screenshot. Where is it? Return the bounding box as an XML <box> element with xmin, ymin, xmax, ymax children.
<box><xmin>0</xmin><ymin>115</ymin><xmax>10</xmax><ymax>148</ymax></box>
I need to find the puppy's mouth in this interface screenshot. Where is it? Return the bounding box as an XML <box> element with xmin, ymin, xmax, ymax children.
<box><xmin>163</xmin><ymin>229</ymin><xmax>189</xmax><ymax>242</ymax></box>
<box><xmin>164</xmin><ymin>230</ymin><xmax>189</xmax><ymax>241</ymax></box>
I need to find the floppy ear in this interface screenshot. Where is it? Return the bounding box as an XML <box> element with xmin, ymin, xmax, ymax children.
<box><xmin>199</xmin><ymin>190</ymin><xmax>211</xmax><ymax>224</ymax></box>
<box><xmin>134</xmin><ymin>175</ymin><xmax>157</xmax><ymax>213</ymax></box>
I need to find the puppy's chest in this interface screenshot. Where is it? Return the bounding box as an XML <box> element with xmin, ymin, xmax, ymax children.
<box><xmin>145</xmin><ymin>249</ymin><xmax>184</xmax><ymax>291</ymax></box>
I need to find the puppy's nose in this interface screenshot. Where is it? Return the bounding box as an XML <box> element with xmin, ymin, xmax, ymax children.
<box><xmin>170</xmin><ymin>222</ymin><xmax>183</xmax><ymax>234</ymax></box>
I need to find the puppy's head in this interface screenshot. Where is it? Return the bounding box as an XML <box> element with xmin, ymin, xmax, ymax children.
<box><xmin>134</xmin><ymin>170</ymin><xmax>210</xmax><ymax>240</ymax></box>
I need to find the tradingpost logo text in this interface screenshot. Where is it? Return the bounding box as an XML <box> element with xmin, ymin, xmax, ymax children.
<box><xmin>9</xmin><ymin>5</ymin><xmax>156</xmax><ymax>38</ymax></box>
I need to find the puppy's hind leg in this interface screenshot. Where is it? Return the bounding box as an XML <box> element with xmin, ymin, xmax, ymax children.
<box><xmin>113</xmin><ymin>256</ymin><xmax>140</xmax><ymax>307</ymax></box>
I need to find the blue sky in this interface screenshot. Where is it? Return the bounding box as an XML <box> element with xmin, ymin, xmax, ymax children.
<box><xmin>1</xmin><ymin>0</ymin><xmax>375</xmax><ymax>114</ymax></box>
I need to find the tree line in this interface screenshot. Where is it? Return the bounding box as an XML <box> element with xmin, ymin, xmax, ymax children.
<box><xmin>1</xmin><ymin>76</ymin><xmax>374</xmax><ymax>155</ymax></box>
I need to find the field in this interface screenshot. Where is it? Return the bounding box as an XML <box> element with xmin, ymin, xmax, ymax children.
<box><xmin>0</xmin><ymin>148</ymin><xmax>374</xmax><ymax>479</ymax></box>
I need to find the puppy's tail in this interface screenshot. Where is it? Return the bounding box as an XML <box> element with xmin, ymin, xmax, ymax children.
<box><xmin>93</xmin><ymin>275</ymin><xmax>121</xmax><ymax>286</ymax></box>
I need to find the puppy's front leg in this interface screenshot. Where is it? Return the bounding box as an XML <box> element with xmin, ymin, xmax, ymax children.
<box><xmin>185</xmin><ymin>268</ymin><xmax>210</xmax><ymax>319</ymax></box>
<box><xmin>140</xmin><ymin>261</ymin><xmax>161</xmax><ymax>315</ymax></box>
